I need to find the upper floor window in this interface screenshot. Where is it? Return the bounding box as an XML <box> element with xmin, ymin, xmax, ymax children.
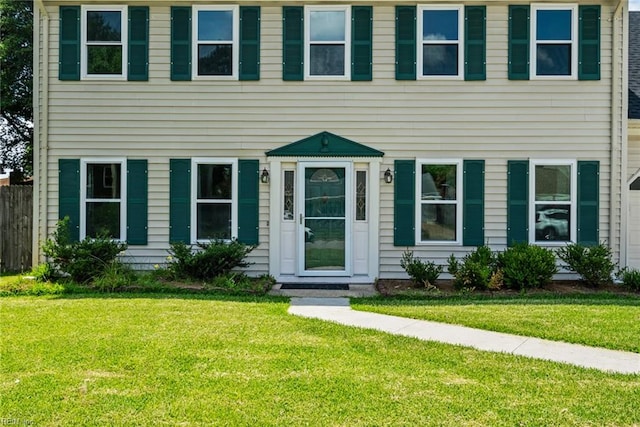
<box><xmin>418</xmin><ymin>6</ymin><xmax>464</xmax><ymax>78</ymax></box>
<box><xmin>193</xmin><ymin>6</ymin><xmax>239</xmax><ymax>79</ymax></box>
<box><xmin>531</xmin><ymin>4</ymin><xmax>577</xmax><ymax>78</ymax></box>
<box><xmin>305</xmin><ymin>6</ymin><xmax>351</xmax><ymax>79</ymax></box>
<box><xmin>81</xmin><ymin>6</ymin><xmax>127</xmax><ymax>79</ymax></box>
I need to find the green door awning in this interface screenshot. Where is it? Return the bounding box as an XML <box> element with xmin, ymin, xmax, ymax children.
<box><xmin>266</xmin><ymin>132</ymin><xmax>384</xmax><ymax>157</ymax></box>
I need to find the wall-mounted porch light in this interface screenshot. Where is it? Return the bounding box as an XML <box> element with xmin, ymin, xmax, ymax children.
<box><xmin>384</xmin><ymin>168</ymin><xmax>393</xmax><ymax>184</ymax></box>
<box><xmin>260</xmin><ymin>168</ymin><xmax>270</xmax><ymax>184</ymax></box>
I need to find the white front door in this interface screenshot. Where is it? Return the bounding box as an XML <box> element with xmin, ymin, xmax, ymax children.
<box><xmin>297</xmin><ymin>162</ymin><xmax>352</xmax><ymax>276</ymax></box>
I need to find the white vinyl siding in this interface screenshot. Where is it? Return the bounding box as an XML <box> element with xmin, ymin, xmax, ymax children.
<box><xmin>37</xmin><ymin>4</ymin><xmax>621</xmax><ymax>276</ymax></box>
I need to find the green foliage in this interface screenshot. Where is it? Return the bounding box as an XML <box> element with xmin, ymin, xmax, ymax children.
<box><xmin>618</xmin><ymin>268</ymin><xmax>640</xmax><ymax>291</ymax></box>
<box><xmin>556</xmin><ymin>243</ymin><xmax>615</xmax><ymax>287</ymax></box>
<box><xmin>168</xmin><ymin>240</ymin><xmax>255</xmax><ymax>281</ymax></box>
<box><xmin>42</xmin><ymin>217</ymin><xmax>128</xmax><ymax>283</ymax></box>
<box><xmin>0</xmin><ymin>0</ymin><xmax>33</xmax><ymax>177</ymax></box>
<box><xmin>92</xmin><ymin>262</ymin><xmax>136</xmax><ymax>292</ymax></box>
<box><xmin>497</xmin><ymin>244</ymin><xmax>558</xmax><ymax>290</ymax></box>
<box><xmin>205</xmin><ymin>273</ymin><xmax>275</xmax><ymax>294</ymax></box>
<box><xmin>447</xmin><ymin>246</ymin><xmax>496</xmax><ymax>290</ymax></box>
<box><xmin>400</xmin><ymin>250</ymin><xmax>443</xmax><ymax>288</ymax></box>
<box><xmin>30</xmin><ymin>263</ymin><xmax>56</xmax><ymax>283</ymax></box>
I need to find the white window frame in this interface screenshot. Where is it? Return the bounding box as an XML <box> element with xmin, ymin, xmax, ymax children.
<box><xmin>415</xmin><ymin>159</ymin><xmax>463</xmax><ymax>245</ymax></box>
<box><xmin>417</xmin><ymin>5</ymin><xmax>464</xmax><ymax>80</ymax></box>
<box><xmin>191</xmin><ymin>158</ymin><xmax>238</xmax><ymax>243</ymax></box>
<box><xmin>80</xmin><ymin>158</ymin><xmax>127</xmax><ymax>241</ymax></box>
<box><xmin>530</xmin><ymin>4</ymin><xmax>578</xmax><ymax>80</ymax></box>
<box><xmin>528</xmin><ymin>159</ymin><xmax>577</xmax><ymax>244</ymax></box>
<box><xmin>304</xmin><ymin>5</ymin><xmax>351</xmax><ymax>81</ymax></box>
<box><xmin>192</xmin><ymin>5</ymin><xmax>240</xmax><ymax>80</ymax></box>
<box><xmin>81</xmin><ymin>5</ymin><xmax>128</xmax><ymax>80</ymax></box>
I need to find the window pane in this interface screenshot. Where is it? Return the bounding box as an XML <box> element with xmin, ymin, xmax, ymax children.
<box><xmin>198</xmin><ymin>45</ymin><xmax>233</xmax><ymax>76</ymax></box>
<box><xmin>198</xmin><ymin>10</ymin><xmax>233</xmax><ymax>41</ymax></box>
<box><xmin>356</xmin><ymin>171</ymin><xmax>367</xmax><ymax>221</ymax></box>
<box><xmin>197</xmin><ymin>203</ymin><xmax>232</xmax><ymax>240</ymax></box>
<box><xmin>86</xmin><ymin>202</ymin><xmax>121</xmax><ymax>239</ymax></box>
<box><xmin>87</xmin><ymin>11</ymin><xmax>121</xmax><ymax>42</ymax></box>
<box><xmin>423</xmin><ymin>10</ymin><xmax>458</xmax><ymax>41</ymax></box>
<box><xmin>423</xmin><ymin>45</ymin><xmax>458</xmax><ymax>76</ymax></box>
<box><xmin>310</xmin><ymin>11</ymin><xmax>345</xmax><ymax>41</ymax></box>
<box><xmin>421</xmin><ymin>204</ymin><xmax>456</xmax><ymax>241</ymax></box>
<box><xmin>421</xmin><ymin>164</ymin><xmax>457</xmax><ymax>200</ymax></box>
<box><xmin>536</xmin><ymin>10</ymin><xmax>572</xmax><ymax>41</ymax></box>
<box><xmin>198</xmin><ymin>164</ymin><xmax>232</xmax><ymax>199</ymax></box>
<box><xmin>87</xmin><ymin>163</ymin><xmax>121</xmax><ymax>199</ymax></box>
<box><xmin>535</xmin><ymin>204</ymin><xmax>571</xmax><ymax>241</ymax></box>
<box><xmin>283</xmin><ymin>170</ymin><xmax>294</xmax><ymax>221</ymax></box>
<box><xmin>535</xmin><ymin>165</ymin><xmax>571</xmax><ymax>201</ymax></box>
<box><xmin>87</xmin><ymin>46</ymin><xmax>122</xmax><ymax>74</ymax></box>
<box><xmin>310</xmin><ymin>44</ymin><xmax>345</xmax><ymax>75</ymax></box>
<box><xmin>536</xmin><ymin>44</ymin><xmax>571</xmax><ymax>76</ymax></box>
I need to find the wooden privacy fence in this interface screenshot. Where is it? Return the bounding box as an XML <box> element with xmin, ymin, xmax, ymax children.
<box><xmin>0</xmin><ymin>185</ymin><xmax>33</xmax><ymax>272</ymax></box>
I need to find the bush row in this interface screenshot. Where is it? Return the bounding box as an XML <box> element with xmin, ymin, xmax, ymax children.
<box><xmin>402</xmin><ymin>242</ymin><xmax>640</xmax><ymax>291</ymax></box>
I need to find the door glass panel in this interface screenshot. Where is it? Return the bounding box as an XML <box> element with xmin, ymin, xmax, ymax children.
<box><xmin>304</xmin><ymin>167</ymin><xmax>346</xmax><ymax>271</ymax></box>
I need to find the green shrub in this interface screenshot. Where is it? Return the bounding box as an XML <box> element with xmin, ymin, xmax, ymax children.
<box><xmin>618</xmin><ymin>268</ymin><xmax>640</xmax><ymax>291</ymax></box>
<box><xmin>497</xmin><ymin>243</ymin><xmax>558</xmax><ymax>290</ymax></box>
<box><xmin>168</xmin><ymin>240</ymin><xmax>255</xmax><ymax>281</ymax></box>
<box><xmin>92</xmin><ymin>262</ymin><xmax>136</xmax><ymax>292</ymax></box>
<box><xmin>42</xmin><ymin>217</ymin><xmax>128</xmax><ymax>283</ymax></box>
<box><xmin>447</xmin><ymin>246</ymin><xmax>496</xmax><ymax>290</ymax></box>
<box><xmin>204</xmin><ymin>273</ymin><xmax>275</xmax><ymax>294</ymax></box>
<box><xmin>400</xmin><ymin>250</ymin><xmax>443</xmax><ymax>288</ymax></box>
<box><xmin>556</xmin><ymin>243</ymin><xmax>615</xmax><ymax>287</ymax></box>
<box><xmin>30</xmin><ymin>263</ymin><xmax>56</xmax><ymax>283</ymax></box>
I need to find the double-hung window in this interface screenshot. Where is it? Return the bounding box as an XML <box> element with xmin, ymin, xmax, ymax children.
<box><xmin>305</xmin><ymin>6</ymin><xmax>351</xmax><ymax>79</ymax></box>
<box><xmin>81</xmin><ymin>159</ymin><xmax>126</xmax><ymax>240</ymax></box>
<box><xmin>418</xmin><ymin>6</ymin><xmax>464</xmax><ymax>78</ymax></box>
<box><xmin>417</xmin><ymin>160</ymin><xmax>463</xmax><ymax>243</ymax></box>
<box><xmin>192</xmin><ymin>159</ymin><xmax>238</xmax><ymax>241</ymax></box>
<box><xmin>81</xmin><ymin>5</ymin><xmax>127</xmax><ymax>79</ymax></box>
<box><xmin>530</xmin><ymin>160</ymin><xmax>576</xmax><ymax>243</ymax></box>
<box><xmin>531</xmin><ymin>4</ymin><xmax>578</xmax><ymax>78</ymax></box>
<box><xmin>193</xmin><ymin>6</ymin><xmax>239</xmax><ymax>79</ymax></box>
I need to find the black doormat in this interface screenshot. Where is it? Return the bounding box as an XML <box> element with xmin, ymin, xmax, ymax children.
<box><xmin>280</xmin><ymin>283</ymin><xmax>349</xmax><ymax>290</ymax></box>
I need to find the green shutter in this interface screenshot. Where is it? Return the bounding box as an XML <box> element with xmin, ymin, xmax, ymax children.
<box><xmin>59</xmin><ymin>6</ymin><xmax>80</xmax><ymax>81</ymax></box>
<box><xmin>283</xmin><ymin>6</ymin><xmax>303</xmax><ymax>81</ymax></box>
<box><xmin>507</xmin><ymin>160</ymin><xmax>529</xmax><ymax>246</ymax></box>
<box><xmin>395</xmin><ymin>6</ymin><xmax>416</xmax><ymax>81</ymax></box>
<box><xmin>351</xmin><ymin>6</ymin><xmax>373</xmax><ymax>81</ymax></box>
<box><xmin>508</xmin><ymin>5</ymin><xmax>530</xmax><ymax>80</ymax></box>
<box><xmin>171</xmin><ymin>6</ymin><xmax>192</xmax><ymax>81</ymax></box>
<box><xmin>128</xmin><ymin>6</ymin><xmax>149</xmax><ymax>81</ymax></box>
<box><xmin>169</xmin><ymin>159</ymin><xmax>191</xmax><ymax>243</ymax></box>
<box><xmin>577</xmin><ymin>161</ymin><xmax>599</xmax><ymax>246</ymax></box>
<box><xmin>394</xmin><ymin>160</ymin><xmax>415</xmax><ymax>246</ymax></box>
<box><xmin>578</xmin><ymin>5</ymin><xmax>600</xmax><ymax>81</ymax></box>
<box><xmin>126</xmin><ymin>160</ymin><xmax>148</xmax><ymax>245</ymax></box>
<box><xmin>463</xmin><ymin>160</ymin><xmax>485</xmax><ymax>246</ymax></box>
<box><xmin>238</xmin><ymin>160</ymin><xmax>259</xmax><ymax>245</ymax></box>
<box><xmin>240</xmin><ymin>6</ymin><xmax>260</xmax><ymax>81</ymax></box>
<box><xmin>58</xmin><ymin>159</ymin><xmax>80</xmax><ymax>242</ymax></box>
<box><xmin>464</xmin><ymin>6</ymin><xmax>486</xmax><ymax>81</ymax></box>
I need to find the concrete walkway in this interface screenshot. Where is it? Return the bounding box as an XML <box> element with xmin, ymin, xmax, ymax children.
<box><xmin>289</xmin><ymin>297</ymin><xmax>640</xmax><ymax>375</ymax></box>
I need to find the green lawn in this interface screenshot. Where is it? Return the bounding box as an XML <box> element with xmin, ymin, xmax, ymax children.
<box><xmin>1</xmin><ymin>294</ymin><xmax>639</xmax><ymax>426</ymax></box>
<box><xmin>353</xmin><ymin>295</ymin><xmax>640</xmax><ymax>353</ymax></box>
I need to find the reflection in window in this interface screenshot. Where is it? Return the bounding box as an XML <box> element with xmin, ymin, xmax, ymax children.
<box><xmin>420</xmin><ymin>163</ymin><xmax>458</xmax><ymax>241</ymax></box>
<box><xmin>283</xmin><ymin>170</ymin><xmax>294</xmax><ymax>221</ymax></box>
<box><xmin>85</xmin><ymin>9</ymin><xmax>124</xmax><ymax>75</ymax></box>
<box><xmin>195</xmin><ymin>8</ymin><xmax>235</xmax><ymax>76</ymax></box>
<box><xmin>534</xmin><ymin>164</ymin><xmax>572</xmax><ymax>241</ymax></box>
<box><xmin>85</xmin><ymin>162</ymin><xmax>122</xmax><ymax>239</ymax></box>
<box><xmin>420</xmin><ymin>7</ymin><xmax>461</xmax><ymax>76</ymax></box>
<box><xmin>308</xmin><ymin>8</ymin><xmax>349</xmax><ymax>77</ymax></box>
<box><xmin>196</xmin><ymin>163</ymin><xmax>233</xmax><ymax>240</ymax></box>
<box><xmin>534</xmin><ymin>7</ymin><xmax>575</xmax><ymax>76</ymax></box>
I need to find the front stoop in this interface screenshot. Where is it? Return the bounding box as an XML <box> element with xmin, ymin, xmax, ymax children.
<box><xmin>269</xmin><ymin>284</ymin><xmax>378</xmax><ymax>298</ymax></box>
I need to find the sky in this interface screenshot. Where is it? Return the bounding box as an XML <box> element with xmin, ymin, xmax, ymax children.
<box><xmin>632</xmin><ymin>0</ymin><xmax>640</xmax><ymax>11</ymax></box>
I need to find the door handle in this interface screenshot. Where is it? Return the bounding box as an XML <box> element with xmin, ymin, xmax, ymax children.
<box><xmin>299</xmin><ymin>213</ymin><xmax>303</xmax><ymax>224</ymax></box>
